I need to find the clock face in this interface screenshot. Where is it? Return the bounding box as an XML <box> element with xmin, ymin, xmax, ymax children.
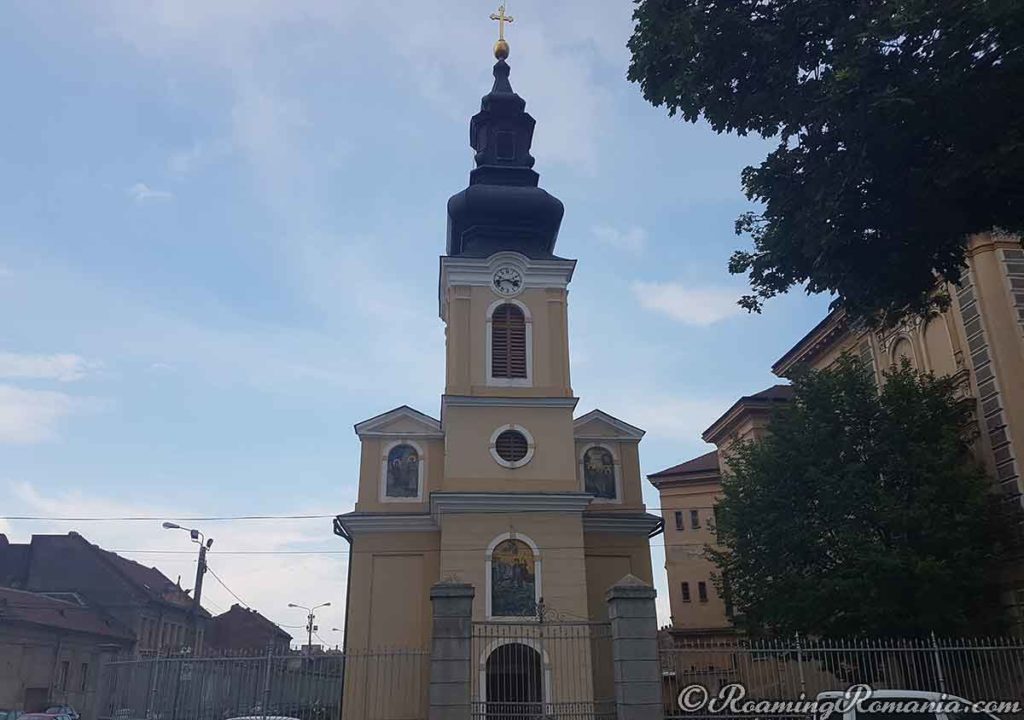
<box><xmin>492</xmin><ymin>266</ymin><xmax>524</xmax><ymax>296</ymax></box>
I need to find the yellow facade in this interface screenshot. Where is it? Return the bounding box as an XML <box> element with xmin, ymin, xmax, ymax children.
<box><xmin>652</xmin><ymin>231</ymin><xmax>1024</xmax><ymax>636</ymax></box>
<box><xmin>337</xmin><ymin>246</ymin><xmax>660</xmax><ymax>670</ymax></box>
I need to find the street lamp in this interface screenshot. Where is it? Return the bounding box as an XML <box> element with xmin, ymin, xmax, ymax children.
<box><xmin>163</xmin><ymin>522</ymin><xmax>213</xmax><ymax>653</ymax></box>
<box><xmin>288</xmin><ymin>601</ymin><xmax>331</xmax><ymax>653</ymax></box>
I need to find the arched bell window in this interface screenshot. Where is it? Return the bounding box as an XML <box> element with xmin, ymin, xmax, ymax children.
<box><xmin>489</xmin><ymin>302</ymin><xmax>529</xmax><ymax>382</ymax></box>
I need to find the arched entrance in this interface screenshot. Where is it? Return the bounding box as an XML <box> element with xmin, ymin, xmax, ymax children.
<box><xmin>484</xmin><ymin>642</ymin><xmax>543</xmax><ymax>718</ymax></box>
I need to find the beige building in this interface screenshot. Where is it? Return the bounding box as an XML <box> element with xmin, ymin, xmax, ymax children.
<box><xmin>652</xmin><ymin>231</ymin><xmax>1024</xmax><ymax>637</ymax></box>
<box><xmin>333</xmin><ymin>48</ymin><xmax>659</xmax><ymax>714</ymax></box>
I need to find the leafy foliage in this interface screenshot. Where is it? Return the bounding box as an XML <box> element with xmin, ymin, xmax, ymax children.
<box><xmin>708</xmin><ymin>356</ymin><xmax>1006</xmax><ymax>637</ymax></box>
<box><xmin>628</xmin><ymin>0</ymin><xmax>1024</xmax><ymax>325</ymax></box>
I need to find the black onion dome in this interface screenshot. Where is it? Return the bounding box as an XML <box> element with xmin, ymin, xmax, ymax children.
<box><xmin>446</xmin><ymin>59</ymin><xmax>564</xmax><ymax>258</ymax></box>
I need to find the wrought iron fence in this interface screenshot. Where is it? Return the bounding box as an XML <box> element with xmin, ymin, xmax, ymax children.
<box><xmin>97</xmin><ymin>648</ymin><xmax>429</xmax><ymax>720</ymax></box>
<box><xmin>470</xmin><ymin>619</ymin><xmax>614</xmax><ymax>720</ymax></box>
<box><xmin>660</xmin><ymin>636</ymin><xmax>1024</xmax><ymax>718</ymax></box>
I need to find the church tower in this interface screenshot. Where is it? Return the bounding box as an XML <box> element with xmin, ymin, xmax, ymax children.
<box><xmin>335</xmin><ymin>14</ymin><xmax>660</xmax><ymax>715</ymax></box>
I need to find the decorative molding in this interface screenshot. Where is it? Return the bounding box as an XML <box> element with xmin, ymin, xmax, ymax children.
<box><xmin>955</xmin><ymin>269</ymin><xmax>1020</xmax><ymax>499</ymax></box>
<box><xmin>439</xmin><ymin>251</ymin><xmax>577</xmax><ymax>319</ymax></box>
<box><xmin>354</xmin><ymin>405</ymin><xmax>443</xmax><ymax>438</ymax></box>
<box><xmin>573</xmin><ymin>409</ymin><xmax>645</xmax><ymax>440</ymax></box>
<box><xmin>430</xmin><ymin>492</ymin><xmax>593</xmax><ymax>521</ymax></box>
<box><xmin>442</xmin><ymin>395</ymin><xmax>579</xmax><ymax>410</ymax></box>
<box><xmin>333</xmin><ymin>512</ymin><xmax>438</xmax><ymax>535</ymax></box>
<box><xmin>583</xmin><ymin>513</ymin><xmax>663</xmax><ymax>535</ymax></box>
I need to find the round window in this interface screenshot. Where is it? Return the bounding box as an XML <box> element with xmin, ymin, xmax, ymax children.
<box><xmin>494</xmin><ymin>429</ymin><xmax>529</xmax><ymax>463</ymax></box>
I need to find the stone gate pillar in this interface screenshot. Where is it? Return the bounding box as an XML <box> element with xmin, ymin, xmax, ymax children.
<box><xmin>429</xmin><ymin>582</ymin><xmax>475</xmax><ymax>720</ymax></box>
<box><xmin>606</xmin><ymin>575</ymin><xmax>664</xmax><ymax>720</ymax></box>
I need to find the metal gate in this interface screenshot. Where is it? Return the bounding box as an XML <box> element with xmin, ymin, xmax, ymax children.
<box><xmin>471</xmin><ymin>619</ymin><xmax>614</xmax><ymax>720</ymax></box>
<box><xmin>97</xmin><ymin>648</ymin><xmax>429</xmax><ymax>720</ymax></box>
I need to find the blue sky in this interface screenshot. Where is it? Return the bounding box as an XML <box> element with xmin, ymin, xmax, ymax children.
<box><xmin>0</xmin><ymin>0</ymin><xmax>830</xmax><ymax>636</ymax></box>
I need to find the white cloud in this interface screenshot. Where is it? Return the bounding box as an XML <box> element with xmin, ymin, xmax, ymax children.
<box><xmin>0</xmin><ymin>352</ymin><xmax>95</xmax><ymax>382</ymax></box>
<box><xmin>127</xmin><ymin>182</ymin><xmax>174</xmax><ymax>202</ymax></box>
<box><xmin>4</xmin><ymin>481</ymin><xmax>352</xmax><ymax>644</ymax></box>
<box><xmin>0</xmin><ymin>385</ymin><xmax>76</xmax><ymax>444</ymax></box>
<box><xmin>592</xmin><ymin>224</ymin><xmax>646</xmax><ymax>253</ymax></box>
<box><xmin>632</xmin><ymin>281</ymin><xmax>743</xmax><ymax>326</ymax></box>
<box><xmin>0</xmin><ymin>264</ymin><xmax>11</xmax><ymax>277</ymax></box>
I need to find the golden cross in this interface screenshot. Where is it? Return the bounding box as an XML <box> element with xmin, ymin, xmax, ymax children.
<box><xmin>490</xmin><ymin>3</ymin><xmax>514</xmax><ymax>41</ymax></box>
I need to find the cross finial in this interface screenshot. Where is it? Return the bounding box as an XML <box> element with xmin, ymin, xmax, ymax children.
<box><xmin>490</xmin><ymin>3</ymin><xmax>514</xmax><ymax>59</ymax></box>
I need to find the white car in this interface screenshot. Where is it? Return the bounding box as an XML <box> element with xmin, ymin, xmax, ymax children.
<box><xmin>816</xmin><ymin>690</ymin><xmax>1002</xmax><ymax>720</ymax></box>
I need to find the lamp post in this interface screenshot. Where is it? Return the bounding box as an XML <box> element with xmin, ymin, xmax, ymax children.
<box><xmin>288</xmin><ymin>601</ymin><xmax>331</xmax><ymax>654</ymax></box>
<box><xmin>162</xmin><ymin>521</ymin><xmax>212</xmax><ymax>653</ymax></box>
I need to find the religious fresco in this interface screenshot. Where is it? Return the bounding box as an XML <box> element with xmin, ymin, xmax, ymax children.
<box><xmin>491</xmin><ymin>539</ymin><xmax>536</xmax><ymax>617</ymax></box>
<box><xmin>583</xmin><ymin>446</ymin><xmax>616</xmax><ymax>499</ymax></box>
<box><xmin>386</xmin><ymin>444</ymin><xmax>420</xmax><ymax>498</ymax></box>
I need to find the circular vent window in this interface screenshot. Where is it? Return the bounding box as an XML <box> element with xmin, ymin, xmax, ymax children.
<box><xmin>490</xmin><ymin>425</ymin><xmax>535</xmax><ymax>468</ymax></box>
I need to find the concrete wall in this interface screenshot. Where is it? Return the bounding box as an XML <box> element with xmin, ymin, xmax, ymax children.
<box><xmin>0</xmin><ymin>626</ymin><xmax>122</xmax><ymax>719</ymax></box>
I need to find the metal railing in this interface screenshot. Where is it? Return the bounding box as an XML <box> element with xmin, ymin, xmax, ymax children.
<box><xmin>471</xmin><ymin>619</ymin><xmax>614</xmax><ymax>720</ymax></box>
<box><xmin>659</xmin><ymin>635</ymin><xmax>1024</xmax><ymax>718</ymax></box>
<box><xmin>97</xmin><ymin>647</ymin><xmax>429</xmax><ymax>720</ymax></box>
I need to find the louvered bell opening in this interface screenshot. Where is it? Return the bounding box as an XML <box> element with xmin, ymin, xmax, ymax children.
<box><xmin>495</xmin><ymin>430</ymin><xmax>528</xmax><ymax>463</ymax></box>
<box><xmin>491</xmin><ymin>304</ymin><xmax>527</xmax><ymax>379</ymax></box>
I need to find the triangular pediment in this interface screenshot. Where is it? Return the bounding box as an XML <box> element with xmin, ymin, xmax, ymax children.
<box><xmin>354</xmin><ymin>405</ymin><xmax>443</xmax><ymax>438</ymax></box>
<box><xmin>573</xmin><ymin>409</ymin><xmax>645</xmax><ymax>441</ymax></box>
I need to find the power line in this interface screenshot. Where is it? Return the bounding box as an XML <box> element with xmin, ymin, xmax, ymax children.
<box><xmin>205</xmin><ymin>565</ymin><xmax>252</xmax><ymax>609</ymax></box>
<box><xmin>0</xmin><ymin>507</ymin><xmax>715</xmax><ymax>523</ymax></box>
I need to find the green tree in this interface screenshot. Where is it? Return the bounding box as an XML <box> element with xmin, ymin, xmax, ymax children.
<box><xmin>628</xmin><ymin>0</ymin><xmax>1024</xmax><ymax>326</ymax></box>
<box><xmin>708</xmin><ymin>356</ymin><xmax>1005</xmax><ymax>637</ymax></box>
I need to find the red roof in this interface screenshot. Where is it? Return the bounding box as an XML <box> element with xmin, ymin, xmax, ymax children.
<box><xmin>0</xmin><ymin>586</ymin><xmax>133</xmax><ymax>642</ymax></box>
<box><xmin>648</xmin><ymin>449</ymin><xmax>720</xmax><ymax>479</ymax></box>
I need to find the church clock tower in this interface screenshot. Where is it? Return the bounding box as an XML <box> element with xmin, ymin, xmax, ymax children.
<box><xmin>334</xmin><ymin>14</ymin><xmax>660</xmax><ymax>716</ymax></box>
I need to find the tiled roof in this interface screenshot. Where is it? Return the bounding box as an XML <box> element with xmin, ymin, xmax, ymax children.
<box><xmin>648</xmin><ymin>449</ymin><xmax>719</xmax><ymax>479</ymax></box>
<box><xmin>67</xmin><ymin>533</ymin><xmax>209</xmax><ymax>616</ymax></box>
<box><xmin>0</xmin><ymin>586</ymin><xmax>133</xmax><ymax>641</ymax></box>
<box><xmin>746</xmin><ymin>384</ymin><xmax>795</xmax><ymax>402</ymax></box>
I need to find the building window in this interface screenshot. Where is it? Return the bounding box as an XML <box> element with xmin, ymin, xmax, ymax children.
<box><xmin>491</xmin><ymin>303</ymin><xmax>527</xmax><ymax>379</ymax></box>
<box><xmin>58</xmin><ymin>660</ymin><xmax>69</xmax><ymax>691</ymax></box>
<box><xmin>698</xmin><ymin>581</ymin><xmax>709</xmax><ymax>603</ymax></box>
<box><xmin>582</xmin><ymin>445</ymin><xmax>618</xmax><ymax>500</ymax></box>
<box><xmin>690</xmin><ymin>510</ymin><xmax>700</xmax><ymax>529</ymax></box>
<box><xmin>80</xmin><ymin>663</ymin><xmax>89</xmax><ymax>692</ymax></box>
<box><xmin>681</xmin><ymin>582</ymin><xmax>691</xmax><ymax>603</ymax></box>
<box><xmin>489</xmin><ymin>425</ymin><xmax>535</xmax><ymax>468</ymax></box>
<box><xmin>382</xmin><ymin>441</ymin><xmax>422</xmax><ymax>500</ymax></box>
<box><xmin>674</xmin><ymin>511</ymin><xmax>684</xmax><ymax>531</ymax></box>
<box><xmin>488</xmin><ymin>534</ymin><xmax>541</xmax><ymax>618</ymax></box>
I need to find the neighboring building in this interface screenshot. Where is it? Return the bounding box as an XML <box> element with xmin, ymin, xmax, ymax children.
<box><xmin>0</xmin><ymin>532</ymin><xmax>210</xmax><ymax>655</ymax></box>
<box><xmin>651</xmin><ymin>231</ymin><xmax>1024</xmax><ymax>636</ymax></box>
<box><xmin>207</xmin><ymin>604</ymin><xmax>291</xmax><ymax>655</ymax></box>
<box><xmin>0</xmin><ymin>586</ymin><xmax>133</xmax><ymax>718</ymax></box>
<box><xmin>333</xmin><ymin>41</ymin><xmax>660</xmax><ymax>715</ymax></box>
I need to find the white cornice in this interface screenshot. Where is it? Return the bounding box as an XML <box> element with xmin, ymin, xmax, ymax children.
<box><xmin>583</xmin><ymin>513</ymin><xmax>663</xmax><ymax>535</ymax></box>
<box><xmin>430</xmin><ymin>492</ymin><xmax>593</xmax><ymax>522</ymax></box>
<box><xmin>439</xmin><ymin>251</ymin><xmax>577</xmax><ymax>320</ymax></box>
<box><xmin>442</xmin><ymin>394</ymin><xmax>579</xmax><ymax>413</ymax></box>
<box><xmin>354</xmin><ymin>405</ymin><xmax>444</xmax><ymax>439</ymax></box>
<box><xmin>573</xmin><ymin>409</ymin><xmax>646</xmax><ymax>440</ymax></box>
<box><xmin>334</xmin><ymin>513</ymin><xmax>438</xmax><ymax>535</ymax></box>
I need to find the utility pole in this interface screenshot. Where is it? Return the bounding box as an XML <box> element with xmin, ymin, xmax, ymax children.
<box><xmin>163</xmin><ymin>522</ymin><xmax>213</xmax><ymax>653</ymax></box>
<box><xmin>288</xmin><ymin>601</ymin><xmax>331</xmax><ymax>654</ymax></box>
